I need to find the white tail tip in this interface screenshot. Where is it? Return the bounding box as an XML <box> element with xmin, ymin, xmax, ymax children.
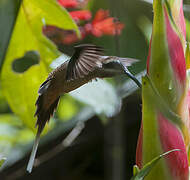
<box><xmin>27</xmin><ymin>132</ymin><xmax>40</xmax><ymax>173</ymax></box>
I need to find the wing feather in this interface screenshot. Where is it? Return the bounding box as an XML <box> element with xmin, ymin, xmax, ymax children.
<box><xmin>66</xmin><ymin>44</ymin><xmax>104</xmax><ymax>80</ymax></box>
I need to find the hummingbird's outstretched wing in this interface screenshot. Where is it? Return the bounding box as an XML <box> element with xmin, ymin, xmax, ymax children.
<box><xmin>66</xmin><ymin>44</ymin><xmax>104</xmax><ymax>81</ymax></box>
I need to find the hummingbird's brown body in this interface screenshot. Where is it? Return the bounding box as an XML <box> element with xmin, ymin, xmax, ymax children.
<box><xmin>27</xmin><ymin>44</ymin><xmax>138</xmax><ymax>172</ymax></box>
<box><xmin>44</xmin><ymin>59</ymin><xmax>121</xmax><ymax>94</ymax></box>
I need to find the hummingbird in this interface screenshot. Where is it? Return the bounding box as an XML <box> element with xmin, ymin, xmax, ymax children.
<box><xmin>27</xmin><ymin>44</ymin><xmax>141</xmax><ymax>172</ymax></box>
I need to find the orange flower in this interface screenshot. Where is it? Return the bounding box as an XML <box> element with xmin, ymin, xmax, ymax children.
<box><xmin>42</xmin><ymin>9</ymin><xmax>124</xmax><ymax>45</ymax></box>
<box><xmin>91</xmin><ymin>9</ymin><xmax>124</xmax><ymax>37</ymax></box>
<box><xmin>58</xmin><ymin>0</ymin><xmax>89</xmax><ymax>9</ymax></box>
<box><xmin>58</xmin><ymin>0</ymin><xmax>78</xmax><ymax>8</ymax></box>
<box><xmin>69</xmin><ymin>10</ymin><xmax>92</xmax><ymax>22</ymax></box>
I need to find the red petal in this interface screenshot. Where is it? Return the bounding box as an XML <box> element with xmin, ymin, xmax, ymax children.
<box><xmin>92</xmin><ymin>18</ymin><xmax>124</xmax><ymax>37</ymax></box>
<box><xmin>62</xmin><ymin>33</ymin><xmax>79</xmax><ymax>44</ymax></box>
<box><xmin>58</xmin><ymin>0</ymin><xmax>78</xmax><ymax>8</ymax></box>
<box><xmin>136</xmin><ymin>123</ymin><xmax>143</xmax><ymax>169</ymax></box>
<box><xmin>172</xmin><ymin>2</ymin><xmax>186</xmax><ymax>39</ymax></box>
<box><xmin>84</xmin><ymin>23</ymin><xmax>93</xmax><ymax>34</ymax></box>
<box><xmin>164</xmin><ymin>7</ymin><xmax>186</xmax><ymax>86</ymax></box>
<box><xmin>69</xmin><ymin>10</ymin><xmax>92</xmax><ymax>21</ymax></box>
<box><xmin>158</xmin><ymin>114</ymin><xmax>189</xmax><ymax>180</ymax></box>
<box><xmin>92</xmin><ymin>9</ymin><xmax>109</xmax><ymax>25</ymax></box>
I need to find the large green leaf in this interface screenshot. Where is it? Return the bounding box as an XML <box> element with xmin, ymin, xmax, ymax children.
<box><xmin>0</xmin><ymin>0</ymin><xmax>22</xmax><ymax>71</ymax></box>
<box><xmin>0</xmin><ymin>0</ymin><xmax>79</xmax><ymax>131</ymax></box>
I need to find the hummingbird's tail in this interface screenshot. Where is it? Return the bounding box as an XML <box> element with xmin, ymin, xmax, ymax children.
<box><xmin>34</xmin><ymin>94</ymin><xmax>60</xmax><ymax>133</ymax></box>
<box><xmin>27</xmin><ymin>92</ymin><xmax>60</xmax><ymax>173</ymax></box>
<box><xmin>27</xmin><ymin>129</ymin><xmax>40</xmax><ymax>173</ymax></box>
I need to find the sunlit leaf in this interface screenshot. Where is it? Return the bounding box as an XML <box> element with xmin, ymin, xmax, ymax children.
<box><xmin>0</xmin><ymin>114</ymin><xmax>33</xmax><ymax>145</ymax></box>
<box><xmin>186</xmin><ymin>19</ymin><xmax>190</xmax><ymax>40</ymax></box>
<box><xmin>0</xmin><ymin>157</ymin><xmax>6</xmax><ymax>168</ymax></box>
<box><xmin>0</xmin><ymin>114</ymin><xmax>22</xmax><ymax>127</ymax></box>
<box><xmin>0</xmin><ymin>0</ymin><xmax>79</xmax><ymax>131</ymax></box>
<box><xmin>57</xmin><ymin>95</ymin><xmax>78</xmax><ymax>121</ymax></box>
<box><xmin>185</xmin><ymin>42</ymin><xmax>190</xmax><ymax>69</ymax></box>
<box><xmin>131</xmin><ymin>149</ymin><xmax>180</xmax><ymax>180</ymax></box>
<box><xmin>133</xmin><ymin>165</ymin><xmax>140</xmax><ymax>176</ymax></box>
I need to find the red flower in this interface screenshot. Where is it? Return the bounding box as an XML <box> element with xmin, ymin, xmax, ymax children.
<box><xmin>43</xmin><ymin>9</ymin><xmax>124</xmax><ymax>45</ymax></box>
<box><xmin>69</xmin><ymin>10</ymin><xmax>92</xmax><ymax>22</ymax></box>
<box><xmin>90</xmin><ymin>9</ymin><xmax>124</xmax><ymax>37</ymax></box>
<box><xmin>58</xmin><ymin>0</ymin><xmax>78</xmax><ymax>8</ymax></box>
<box><xmin>58</xmin><ymin>0</ymin><xmax>89</xmax><ymax>9</ymax></box>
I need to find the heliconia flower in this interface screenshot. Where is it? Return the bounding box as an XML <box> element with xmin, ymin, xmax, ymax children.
<box><xmin>69</xmin><ymin>10</ymin><xmax>92</xmax><ymax>22</ymax></box>
<box><xmin>90</xmin><ymin>9</ymin><xmax>124</xmax><ymax>37</ymax></box>
<box><xmin>136</xmin><ymin>0</ymin><xmax>190</xmax><ymax>179</ymax></box>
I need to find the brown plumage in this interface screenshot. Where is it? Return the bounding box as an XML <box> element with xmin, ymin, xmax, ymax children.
<box><xmin>27</xmin><ymin>44</ymin><xmax>139</xmax><ymax>172</ymax></box>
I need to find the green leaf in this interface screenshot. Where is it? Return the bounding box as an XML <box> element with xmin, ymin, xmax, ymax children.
<box><xmin>0</xmin><ymin>114</ymin><xmax>34</xmax><ymax>145</ymax></box>
<box><xmin>145</xmin><ymin>75</ymin><xmax>181</xmax><ymax>126</ymax></box>
<box><xmin>0</xmin><ymin>0</ymin><xmax>22</xmax><ymax>71</ymax></box>
<box><xmin>186</xmin><ymin>19</ymin><xmax>190</xmax><ymax>42</ymax></box>
<box><xmin>57</xmin><ymin>95</ymin><xmax>78</xmax><ymax>121</ymax></box>
<box><xmin>137</xmin><ymin>16</ymin><xmax>152</xmax><ymax>44</ymax></box>
<box><xmin>69</xmin><ymin>79</ymin><xmax>121</xmax><ymax>118</ymax></box>
<box><xmin>0</xmin><ymin>0</ymin><xmax>79</xmax><ymax>131</ymax></box>
<box><xmin>133</xmin><ymin>165</ymin><xmax>140</xmax><ymax>176</ymax></box>
<box><xmin>0</xmin><ymin>157</ymin><xmax>6</xmax><ymax>168</ymax></box>
<box><xmin>185</xmin><ymin>42</ymin><xmax>190</xmax><ymax>70</ymax></box>
<box><xmin>131</xmin><ymin>149</ymin><xmax>180</xmax><ymax>180</ymax></box>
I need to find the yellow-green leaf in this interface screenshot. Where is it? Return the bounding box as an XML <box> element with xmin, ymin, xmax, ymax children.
<box><xmin>0</xmin><ymin>0</ymin><xmax>79</xmax><ymax>131</ymax></box>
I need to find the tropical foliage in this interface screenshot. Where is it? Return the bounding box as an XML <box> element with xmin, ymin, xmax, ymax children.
<box><xmin>1</xmin><ymin>0</ymin><xmax>190</xmax><ymax>179</ymax></box>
